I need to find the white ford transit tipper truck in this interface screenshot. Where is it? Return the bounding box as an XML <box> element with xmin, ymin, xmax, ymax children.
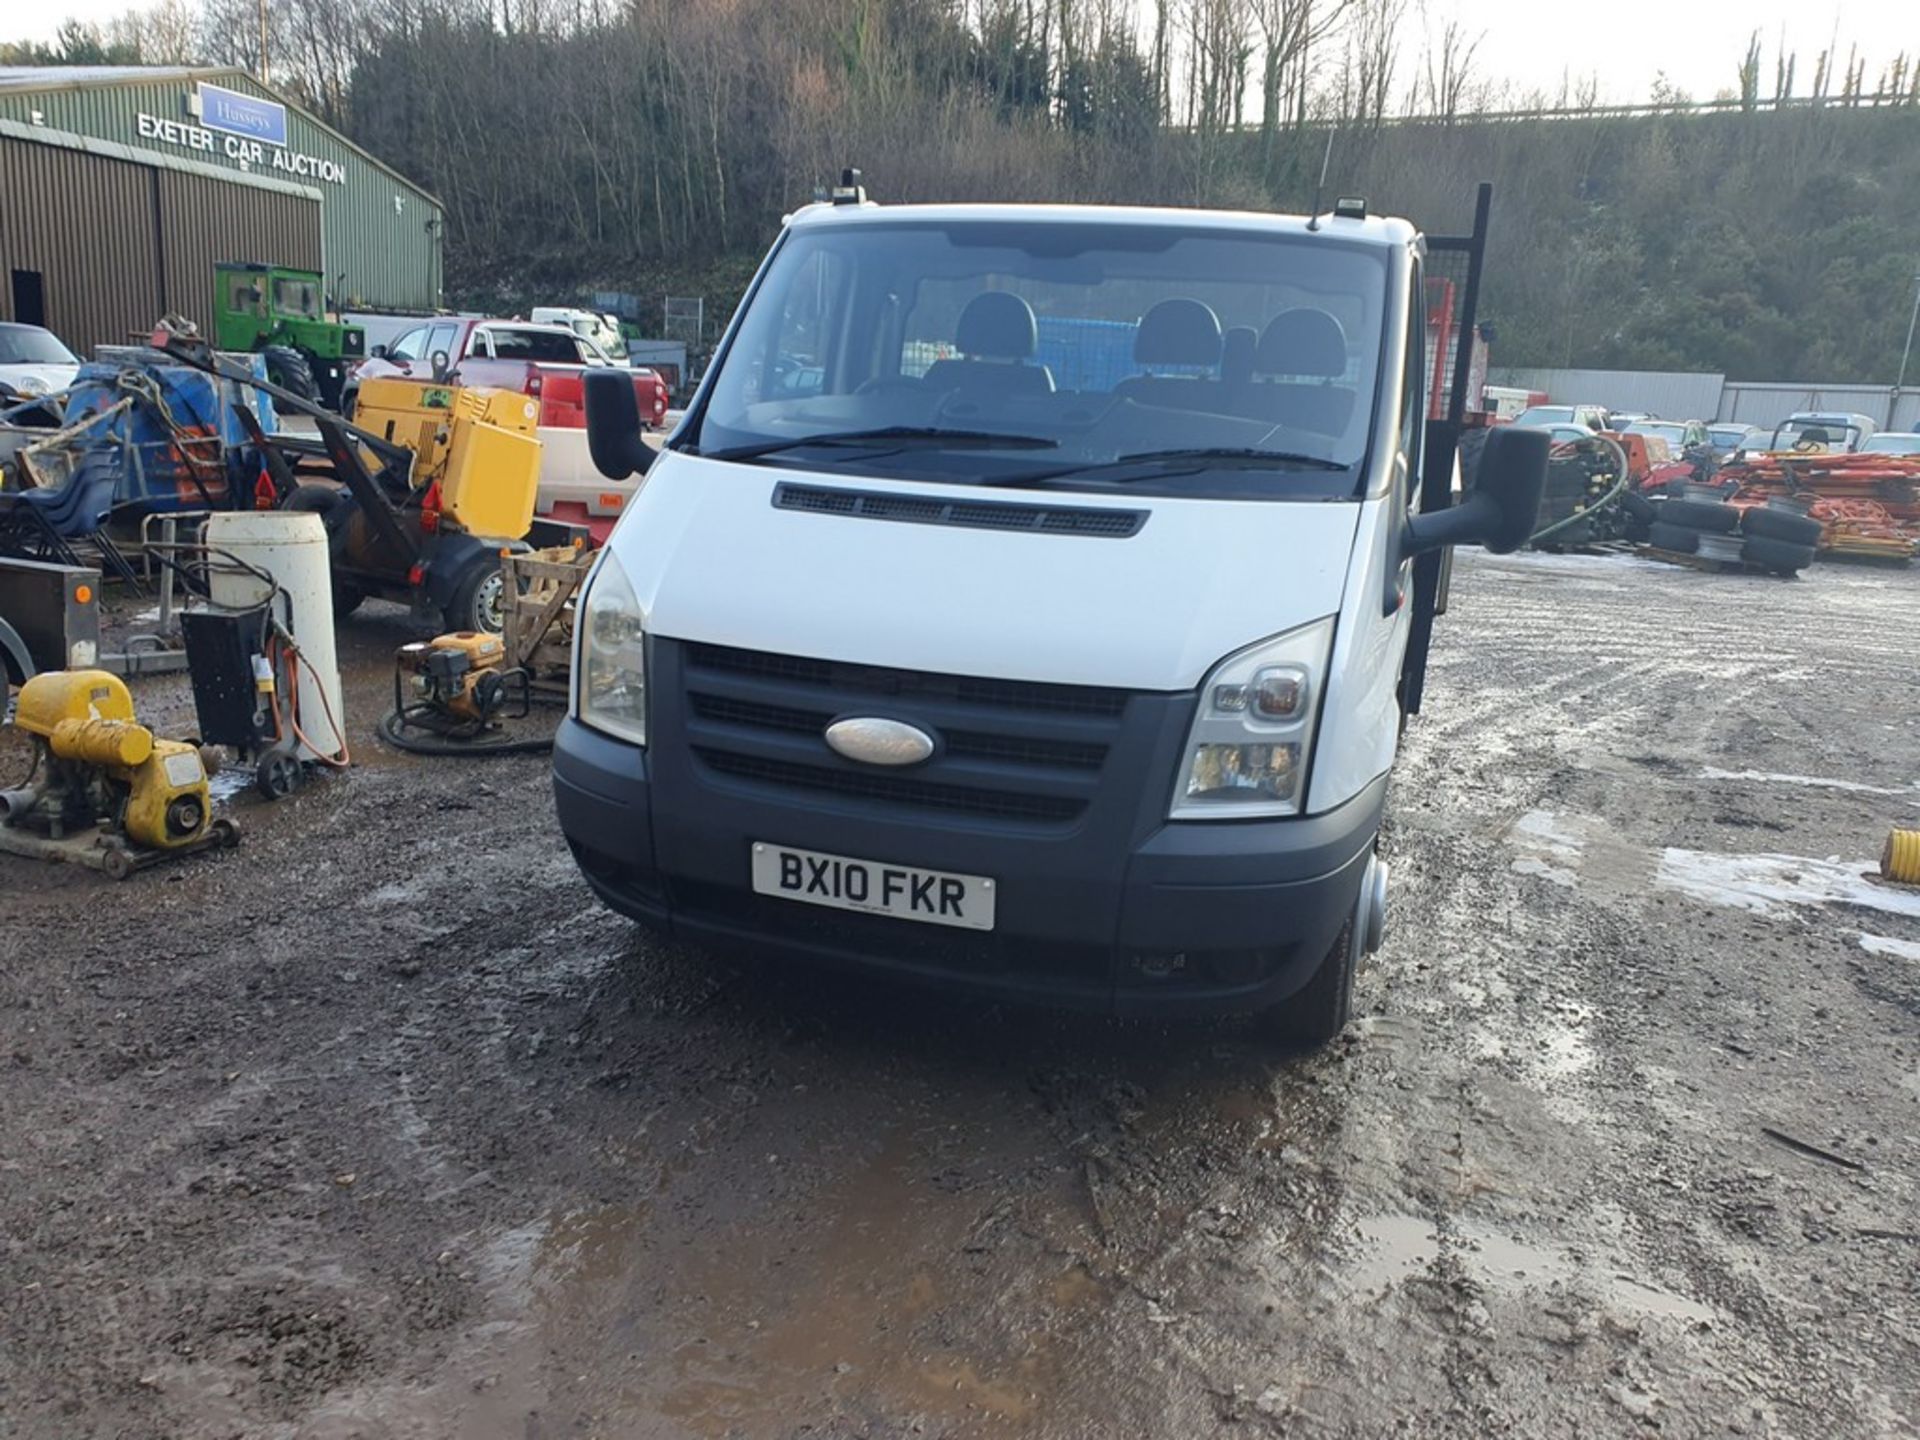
<box><xmin>558</xmin><ymin>181</ymin><xmax>1548</xmax><ymax>1047</ymax></box>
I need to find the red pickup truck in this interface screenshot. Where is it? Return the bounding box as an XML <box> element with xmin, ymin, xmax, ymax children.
<box><xmin>345</xmin><ymin>318</ymin><xmax>669</xmax><ymax>429</ymax></box>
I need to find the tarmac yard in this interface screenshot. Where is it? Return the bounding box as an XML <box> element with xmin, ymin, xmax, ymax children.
<box><xmin>3</xmin><ymin>548</ymin><xmax>1919</xmax><ymax>1438</ymax></box>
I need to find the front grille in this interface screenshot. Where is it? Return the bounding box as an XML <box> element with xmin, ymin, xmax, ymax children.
<box><xmin>688</xmin><ymin>693</ymin><xmax>1107</xmax><ymax>771</ymax></box>
<box><xmin>686</xmin><ymin>644</ymin><xmax>1128</xmax><ymax>718</ymax></box>
<box><xmin>695</xmin><ymin>749</ymin><xmax>1086</xmax><ymax>823</ymax></box>
<box><xmin>679</xmin><ymin>642</ymin><xmax>1130</xmax><ymax>826</ymax></box>
<box><xmin>773</xmin><ymin>483</ymin><xmax>1146</xmax><ymax>538</ymax></box>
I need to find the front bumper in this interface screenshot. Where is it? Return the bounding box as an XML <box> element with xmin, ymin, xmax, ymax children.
<box><xmin>553</xmin><ymin>717</ymin><xmax>1385</xmax><ymax>1018</ymax></box>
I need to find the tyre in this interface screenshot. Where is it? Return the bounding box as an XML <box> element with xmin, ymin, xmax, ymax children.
<box><xmin>263</xmin><ymin>345</ymin><xmax>317</xmax><ymax>401</ymax></box>
<box><xmin>444</xmin><ymin>557</ymin><xmax>506</xmax><ymax>634</ymax></box>
<box><xmin>1741</xmin><ymin>535</ymin><xmax>1817</xmax><ymax>575</ymax></box>
<box><xmin>284</xmin><ymin>482</ymin><xmax>346</xmax><ymax>520</ymax></box>
<box><xmin>282</xmin><ymin>485</ymin><xmax>362</xmax><ymax>614</ymax></box>
<box><xmin>1739</xmin><ymin>506</ymin><xmax>1822</xmax><ymax>546</ymax></box>
<box><xmin>1618</xmin><ymin>490</ymin><xmax>1655</xmax><ymax>541</ymax></box>
<box><xmin>1265</xmin><ymin>920</ymin><xmax>1357</xmax><ymax>1050</ymax></box>
<box><xmin>1648</xmin><ymin>520</ymin><xmax>1701</xmax><ymax>554</ymax></box>
<box><xmin>1657</xmin><ymin>498</ymin><xmax>1739</xmax><ymax>533</ymax></box>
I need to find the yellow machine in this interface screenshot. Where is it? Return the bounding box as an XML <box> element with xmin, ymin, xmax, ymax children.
<box><xmin>352</xmin><ymin>378</ymin><xmax>543</xmax><ymax>540</ymax></box>
<box><xmin>382</xmin><ymin>631</ymin><xmax>539</xmax><ymax>754</ymax></box>
<box><xmin>394</xmin><ymin>631</ymin><xmax>512</xmax><ymax>723</ymax></box>
<box><xmin>0</xmin><ymin>670</ymin><xmax>238</xmax><ymax>878</ymax></box>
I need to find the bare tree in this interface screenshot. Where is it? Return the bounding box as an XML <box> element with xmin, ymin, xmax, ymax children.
<box><xmin>1414</xmin><ymin>2</ymin><xmax>1482</xmax><ymax>122</ymax></box>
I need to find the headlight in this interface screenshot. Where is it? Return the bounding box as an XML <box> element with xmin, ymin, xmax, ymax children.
<box><xmin>577</xmin><ymin>547</ymin><xmax>648</xmax><ymax>745</ymax></box>
<box><xmin>1170</xmin><ymin>618</ymin><xmax>1335</xmax><ymax>819</ymax></box>
<box><xmin>12</xmin><ymin>376</ymin><xmax>49</xmax><ymax>397</ymax></box>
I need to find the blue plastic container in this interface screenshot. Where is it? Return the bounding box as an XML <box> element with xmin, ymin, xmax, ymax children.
<box><xmin>59</xmin><ymin>350</ymin><xmax>278</xmax><ymax>514</ymax></box>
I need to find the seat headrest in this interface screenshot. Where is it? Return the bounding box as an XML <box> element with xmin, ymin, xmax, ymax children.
<box><xmin>1134</xmin><ymin>299</ymin><xmax>1222</xmax><ymax>367</ymax></box>
<box><xmin>955</xmin><ymin>292</ymin><xmax>1038</xmax><ymax>361</ymax></box>
<box><xmin>1255</xmin><ymin>308</ymin><xmax>1347</xmax><ymax>378</ymax></box>
<box><xmin>1221</xmin><ymin>326</ymin><xmax>1257</xmax><ymax>380</ymax></box>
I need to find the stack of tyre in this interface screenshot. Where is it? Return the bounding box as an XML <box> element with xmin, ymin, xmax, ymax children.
<box><xmin>1533</xmin><ymin>439</ymin><xmax>1632</xmax><ymax>547</ymax></box>
<box><xmin>1647</xmin><ymin>485</ymin><xmax>1822</xmax><ymax>575</ymax></box>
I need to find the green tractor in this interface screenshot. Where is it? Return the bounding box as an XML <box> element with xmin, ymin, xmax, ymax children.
<box><xmin>212</xmin><ymin>262</ymin><xmax>365</xmax><ymax>411</ymax></box>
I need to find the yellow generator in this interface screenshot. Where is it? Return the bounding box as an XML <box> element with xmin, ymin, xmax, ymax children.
<box><xmin>351</xmin><ymin>378</ymin><xmax>543</xmax><ymax>541</ymax></box>
<box><xmin>0</xmin><ymin>670</ymin><xmax>238</xmax><ymax>879</ymax></box>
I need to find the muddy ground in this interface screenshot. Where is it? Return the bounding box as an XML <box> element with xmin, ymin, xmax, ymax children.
<box><xmin>3</xmin><ymin>548</ymin><xmax>1919</xmax><ymax>1439</ymax></box>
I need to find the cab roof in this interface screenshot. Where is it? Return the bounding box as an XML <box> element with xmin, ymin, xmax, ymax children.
<box><xmin>784</xmin><ymin>201</ymin><xmax>1420</xmax><ymax>250</ymax></box>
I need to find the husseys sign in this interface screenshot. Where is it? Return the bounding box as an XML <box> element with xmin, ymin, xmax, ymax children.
<box><xmin>133</xmin><ymin>82</ymin><xmax>346</xmax><ymax>186</ymax></box>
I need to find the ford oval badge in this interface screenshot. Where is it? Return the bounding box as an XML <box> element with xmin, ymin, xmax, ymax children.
<box><xmin>825</xmin><ymin>717</ymin><xmax>935</xmax><ymax>767</ymax></box>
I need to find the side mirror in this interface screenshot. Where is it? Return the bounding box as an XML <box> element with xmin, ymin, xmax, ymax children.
<box><xmin>370</xmin><ymin>343</ymin><xmax>389</xmax><ymax>359</ymax></box>
<box><xmin>586</xmin><ymin>369</ymin><xmax>655</xmax><ymax>480</ymax></box>
<box><xmin>1405</xmin><ymin>426</ymin><xmax>1549</xmax><ymax>558</ymax></box>
<box><xmin>429</xmin><ymin>350</ymin><xmax>452</xmax><ymax>382</ymax></box>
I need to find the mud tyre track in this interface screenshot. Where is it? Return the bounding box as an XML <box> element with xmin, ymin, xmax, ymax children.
<box><xmin>2</xmin><ymin>555</ymin><xmax>1918</xmax><ymax>1437</ymax></box>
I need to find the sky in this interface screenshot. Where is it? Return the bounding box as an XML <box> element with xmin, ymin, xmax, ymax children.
<box><xmin>4</xmin><ymin>0</ymin><xmax>1914</xmax><ymax>109</ymax></box>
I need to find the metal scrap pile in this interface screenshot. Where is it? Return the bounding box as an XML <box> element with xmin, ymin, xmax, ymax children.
<box><xmin>1717</xmin><ymin>452</ymin><xmax>1920</xmax><ymax>562</ymax></box>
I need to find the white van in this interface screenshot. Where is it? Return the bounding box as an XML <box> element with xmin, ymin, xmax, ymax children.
<box><xmin>556</xmin><ymin>192</ymin><xmax>1547</xmax><ymax>1046</ymax></box>
<box><xmin>531</xmin><ymin>307</ymin><xmax>628</xmax><ymax>363</ymax></box>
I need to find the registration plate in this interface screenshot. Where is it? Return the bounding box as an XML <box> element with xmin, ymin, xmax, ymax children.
<box><xmin>750</xmin><ymin>843</ymin><xmax>996</xmax><ymax>931</ymax></box>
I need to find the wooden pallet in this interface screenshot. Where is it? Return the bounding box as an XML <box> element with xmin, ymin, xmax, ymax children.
<box><xmin>500</xmin><ymin>545</ymin><xmax>595</xmax><ymax>695</ymax></box>
<box><xmin>1637</xmin><ymin>545</ymin><xmax>1745</xmax><ymax>573</ymax></box>
<box><xmin>1819</xmin><ymin>544</ymin><xmax>1915</xmax><ymax>567</ymax></box>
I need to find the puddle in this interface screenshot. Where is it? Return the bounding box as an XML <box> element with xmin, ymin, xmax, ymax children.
<box><xmin>1859</xmin><ymin>932</ymin><xmax>1920</xmax><ymax>961</ymax></box>
<box><xmin>1655</xmin><ymin>849</ymin><xmax>1920</xmax><ymax>919</ymax></box>
<box><xmin>207</xmin><ymin>767</ymin><xmax>253</xmax><ymax>803</ymax></box>
<box><xmin>1343</xmin><ymin>1212</ymin><xmax>1713</xmax><ymax>1325</ymax></box>
<box><xmin>508</xmin><ymin>1128</ymin><xmax>1076</xmax><ymax>1437</ymax></box>
<box><xmin>1700</xmin><ymin>767</ymin><xmax>1918</xmax><ymax>798</ymax></box>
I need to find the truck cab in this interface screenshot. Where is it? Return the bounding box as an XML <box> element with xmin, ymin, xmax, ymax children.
<box><xmin>212</xmin><ymin>262</ymin><xmax>364</xmax><ymax>408</ymax></box>
<box><xmin>554</xmin><ymin>194</ymin><xmax>1545</xmax><ymax>1046</ymax></box>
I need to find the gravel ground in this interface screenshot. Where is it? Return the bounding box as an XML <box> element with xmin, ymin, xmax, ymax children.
<box><xmin>2</xmin><ymin>548</ymin><xmax>1918</xmax><ymax>1439</ymax></box>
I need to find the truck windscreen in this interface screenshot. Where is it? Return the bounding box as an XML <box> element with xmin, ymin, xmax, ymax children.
<box><xmin>692</xmin><ymin>219</ymin><xmax>1389</xmax><ymax>497</ymax></box>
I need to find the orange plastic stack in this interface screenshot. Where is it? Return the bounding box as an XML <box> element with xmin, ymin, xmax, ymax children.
<box><xmin>1720</xmin><ymin>452</ymin><xmax>1920</xmax><ymax>561</ymax></box>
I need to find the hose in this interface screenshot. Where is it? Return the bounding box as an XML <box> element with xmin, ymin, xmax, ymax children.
<box><xmin>1529</xmin><ymin>433</ymin><xmax>1632</xmax><ymax>545</ymax></box>
<box><xmin>376</xmin><ymin>706</ymin><xmax>555</xmax><ymax>757</ymax></box>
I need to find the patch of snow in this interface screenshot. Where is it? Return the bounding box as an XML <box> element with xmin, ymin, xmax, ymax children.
<box><xmin>1655</xmin><ymin>848</ymin><xmax>1920</xmax><ymax>919</ymax></box>
<box><xmin>1511</xmin><ymin>857</ymin><xmax>1578</xmax><ymax>887</ymax></box>
<box><xmin>1700</xmin><ymin>767</ymin><xmax>1916</xmax><ymax>797</ymax></box>
<box><xmin>1509</xmin><ymin>809</ymin><xmax>1586</xmax><ymax>885</ymax></box>
<box><xmin>1859</xmin><ymin>932</ymin><xmax>1920</xmax><ymax>961</ymax></box>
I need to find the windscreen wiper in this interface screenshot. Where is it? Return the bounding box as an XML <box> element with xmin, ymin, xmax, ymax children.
<box><xmin>981</xmin><ymin>446</ymin><xmax>1351</xmax><ymax>486</ymax></box>
<box><xmin>703</xmin><ymin>426</ymin><xmax>1060</xmax><ymax>462</ymax></box>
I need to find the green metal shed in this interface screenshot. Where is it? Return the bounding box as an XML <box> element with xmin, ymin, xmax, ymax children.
<box><xmin>0</xmin><ymin>65</ymin><xmax>442</xmax><ymax>353</ymax></box>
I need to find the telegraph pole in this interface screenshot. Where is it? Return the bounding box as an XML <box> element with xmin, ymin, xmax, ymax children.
<box><xmin>1897</xmin><ymin>272</ymin><xmax>1920</xmax><ymax>429</ymax></box>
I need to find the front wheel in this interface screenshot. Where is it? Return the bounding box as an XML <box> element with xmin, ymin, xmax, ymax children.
<box><xmin>263</xmin><ymin>345</ymin><xmax>317</xmax><ymax>402</ymax></box>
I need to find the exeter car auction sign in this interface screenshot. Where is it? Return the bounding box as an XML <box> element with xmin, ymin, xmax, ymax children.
<box><xmin>131</xmin><ymin>82</ymin><xmax>346</xmax><ymax>186</ymax></box>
